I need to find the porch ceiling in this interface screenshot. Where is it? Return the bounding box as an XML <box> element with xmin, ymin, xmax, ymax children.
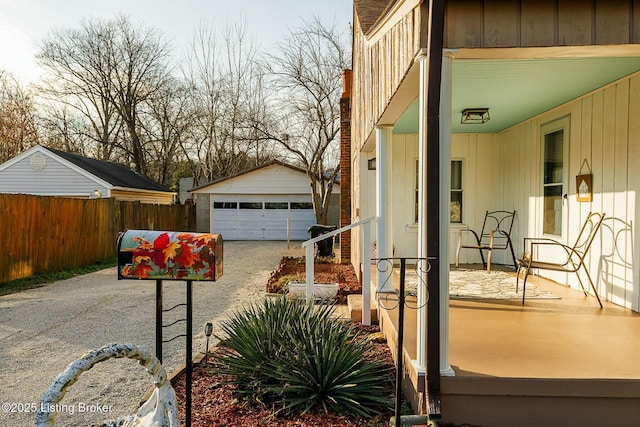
<box><xmin>393</xmin><ymin>56</ymin><xmax>640</xmax><ymax>134</ymax></box>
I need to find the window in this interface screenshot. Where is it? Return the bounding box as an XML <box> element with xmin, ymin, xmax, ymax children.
<box><xmin>414</xmin><ymin>159</ymin><xmax>463</xmax><ymax>223</ymax></box>
<box><xmin>450</xmin><ymin>160</ymin><xmax>463</xmax><ymax>223</ymax></box>
<box><xmin>542</xmin><ymin>118</ymin><xmax>568</xmax><ymax>236</ymax></box>
<box><xmin>265</xmin><ymin>202</ymin><xmax>288</xmax><ymax>209</ymax></box>
<box><xmin>213</xmin><ymin>202</ymin><xmax>237</xmax><ymax>209</ymax></box>
<box><xmin>239</xmin><ymin>202</ymin><xmax>263</xmax><ymax>209</ymax></box>
<box><xmin>291</xmin><ymin>202</ymin><xmax>313</xmax><ymax>209</ymax></box>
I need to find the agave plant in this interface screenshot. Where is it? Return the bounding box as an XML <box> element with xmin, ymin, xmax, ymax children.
<box><xmin>213</xmin><ymin>297</ymin><xmax>392</xmax><ymax>417</ymax></box>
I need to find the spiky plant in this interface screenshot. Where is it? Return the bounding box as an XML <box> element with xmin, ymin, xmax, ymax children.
<box><xmin>213</xmin><ymin>297</ymin><xmax>392</xmax><ymax>417</ymax></box>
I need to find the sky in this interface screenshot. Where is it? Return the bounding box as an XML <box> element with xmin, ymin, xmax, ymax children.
<box><xmin>0</xmin><ymin>0</ymin><xmax>353</xmax><ymax>84</ymax></box>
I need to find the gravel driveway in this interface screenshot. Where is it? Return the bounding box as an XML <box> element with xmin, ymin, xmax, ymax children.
<box><xmin>0</xmin><ymin>240</ymin><xmax>301</xmax><ymax>427</ymax></box>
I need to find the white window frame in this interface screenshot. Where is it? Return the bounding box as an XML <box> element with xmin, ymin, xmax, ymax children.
<box><xmin>541</xmin><ymin>116</ymin><xmax>570</xmax><ymax>238</ymax></box>
<box><xmin>414</xmin><ymin>159</ymin><xmax>463</xmax><ymax>224</ymax></box>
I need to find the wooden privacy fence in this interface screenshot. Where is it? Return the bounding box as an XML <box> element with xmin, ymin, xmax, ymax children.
<box><xmin>0</xmin><ymin>194</ymin><xmax>196</xmax><ymax>284</ymax></box>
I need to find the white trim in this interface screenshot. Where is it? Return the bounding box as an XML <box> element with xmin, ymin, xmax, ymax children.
<box><xmin>455</xmin><ymin>44</ymin><xmax>640</xmax><ymax>60</ymax></box>
<box><xmin>416</xmin><ymin>50</ymin><xmax>428</xmax><ymax>372</ymax></box>
<box><xmin>111</xmin><ymin>186</ymin><xmax>177</xmax><ymax>197</ymax></box>
<box><xmin>366</xmin><ymin>0</ymin><xmax>421</xmax><ymax>45</ymax></box>
<box><xmin>540</xmin><ymin>115</ymin><xmax>571</xmax><ymax>241</ymax></box>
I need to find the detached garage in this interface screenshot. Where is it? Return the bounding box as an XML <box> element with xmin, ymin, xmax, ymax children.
<box><xmin>190</xmin><ymin>161</ymin><xmax>339</xmax><ymax>240</ymax></box>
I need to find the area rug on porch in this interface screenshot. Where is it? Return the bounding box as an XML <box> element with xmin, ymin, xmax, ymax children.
<box><xmin>404</xmin><ymin>268</ymin><xmax>560</xmax><ymax>300</ymax></box>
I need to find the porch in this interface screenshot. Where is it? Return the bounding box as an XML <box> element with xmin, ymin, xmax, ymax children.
<box><xmin>370</xmin><ymin>264</ymin><xmax>640</xmax><ymax>427</ymax></box>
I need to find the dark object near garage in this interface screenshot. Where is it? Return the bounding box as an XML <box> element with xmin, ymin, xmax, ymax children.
<box><xmin>308</xmin><ymin>224</ymin><xmax>338</xmax><ymax>257</ymax></box>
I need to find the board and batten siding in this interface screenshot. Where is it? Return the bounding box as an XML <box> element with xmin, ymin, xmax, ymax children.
<box><xmin>388</xmin><ymin>133</ymin><xmax>506</xmax><ymax>264</ymax></box>
<box><xmin>449</xmin><ymin>133</ymin><xmax>507</xmax><ymax>264</ymax></box>
<box><xmin>0</xmin><ymin>151</ymin><xmax>109</xmax><ymax>197</ymax></box>
<box><xmin>380</xmin><ymin>70</ymin><xmax>640</xmax><ymax>311</ymax></box>
<box><xmin>352</xmin><ymin>3</ymin><xmax>422</xmax><ymax>153</ymax></box>
<box><xmin>495</xmin><ymin>72</ymin><xmax>640</xmax><ymax>312</ymax></box>
<box><xmin>444</xmin><ymin>0</ymin><xmax>640</xmax><ymax>48</ymax></box>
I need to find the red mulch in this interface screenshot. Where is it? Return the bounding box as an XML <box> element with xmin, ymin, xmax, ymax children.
<box><xmin>171</xmin><ymin>259</ymin><xmax>483</xmax><ymax>427</ymax></box>
<box><xmin>265</xmin><ymin>256</ymin><xmax>361</xmax><ymax>304</ymax></box>
<box><xmin>173</xmin><ymin>324</ymin><xmax>396</xmax><ymax>426</ymax></box>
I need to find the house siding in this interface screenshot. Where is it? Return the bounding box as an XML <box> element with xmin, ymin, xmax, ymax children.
<box><xmin>385</xmin><ymin>132</ymin><xmax>503</xmax><ymax>263</ymax></box>
<box><xmin>495</xmin><ymin>72</ymin><xmax>640</xmax><ymax>311</ymax></box>
<box><xmin>366</xmin><ymin>70</ymin><xmax>640</xmax><ymax>311</ymax></box>
<box><xmin>352</xmin><ymin>3</ymin><xmax>422</xmax><ymax>152</ymax></box>
<box><xmin>0</xmin><ymin>151</ymin><xmax>108</xmax><ymax>197</ymax></box>
<box><xmin>445</xmin><ymin>0</ymin><xmax>640</xmax><ymax>48</ymax></box>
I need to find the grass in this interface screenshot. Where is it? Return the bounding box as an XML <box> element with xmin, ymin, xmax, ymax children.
<box><xmin>0</xmin><ymin>257</ymin><xmax>117</xmax><ymax>297</ymax></box>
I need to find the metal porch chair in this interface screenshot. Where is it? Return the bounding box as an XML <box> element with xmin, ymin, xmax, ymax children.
<box><xmin>516</xmin><ymin>211</ymin><xmax>605</xmax><ymax>307</ymax></box>
<box><xmin>455</xmin><ymin>210</ymin><xmax>517</xmax><ymax>272</ymax></box>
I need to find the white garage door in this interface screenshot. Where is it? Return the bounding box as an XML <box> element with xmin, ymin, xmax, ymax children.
<box><xmin>211</xmin><ymin>195</ymin><xmax>317</xmax><ymax>240</ymax></box>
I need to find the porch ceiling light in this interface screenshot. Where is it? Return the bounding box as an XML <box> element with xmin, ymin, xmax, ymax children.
<box><xmin>461</xmin><ymin>108</ymin><xmax>490</xmax><ymax>124</ymax></box>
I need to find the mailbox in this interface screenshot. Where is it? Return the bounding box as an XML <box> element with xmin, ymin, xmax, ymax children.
<box><xmin>117</xmin><ymin>230</ymin><xmax>223</xmax><ymax>281</ymax></box>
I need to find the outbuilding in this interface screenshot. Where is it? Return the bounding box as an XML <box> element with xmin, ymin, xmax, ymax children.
<box><xmin>190</xmin><ymin>161</ymin><xmax>339</xmax><ymax>240</ymax></box>
<box><xmin>0</xmin><ymin>145</ymin><xmax>175</xmax><ymax>204</ymax></box>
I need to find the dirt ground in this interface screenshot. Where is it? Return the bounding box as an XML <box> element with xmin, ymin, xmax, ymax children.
<box><xmin>0</xmin><ymin>240</ymin><xmax>302</xmax><ymax>427</ymax></box>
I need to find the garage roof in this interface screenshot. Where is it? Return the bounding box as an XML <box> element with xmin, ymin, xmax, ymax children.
<box><xmin>190</xmin><ymin>160</ymin><xmax>340</xmax><ymax>193</ymax></box>
<box><xmin>191</xmin><ymin>160</ymin><xmax>308</xmax><ymax>192</ymax></box>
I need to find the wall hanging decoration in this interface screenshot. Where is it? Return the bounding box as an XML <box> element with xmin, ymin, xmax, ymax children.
<box><xmin>576</xmin><ymin>159</ymin><xmax>593</xmax><ymax>202</ymax></box>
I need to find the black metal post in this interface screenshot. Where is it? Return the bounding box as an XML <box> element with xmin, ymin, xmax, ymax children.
<box><xmin>156</xmin><ymin>279</ymin><xmax>163</xmax><ymax>363</ymax></box>
<box><xmin>425</xmin><ymin>0</ymin><xmax>446</xmax><ymax>419</ymax></box>
<box><xmin>186</xmin><ymin>280</ymin><xmax>193</xmax><ymax>427</ymax></box>
<box><xmin>395</xmin><ymin>258</ymin><xmax>406</xmax><ymax>422</ymax></box>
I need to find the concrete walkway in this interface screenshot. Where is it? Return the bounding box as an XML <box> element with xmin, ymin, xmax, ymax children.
<box><xmin>0</xmin><ymin>240</ymin><xmax>301</xmax><ymax>427</ymax></box>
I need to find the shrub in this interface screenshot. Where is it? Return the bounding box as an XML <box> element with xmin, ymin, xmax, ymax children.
<box><xmin>213</xmin><ymin>297</ymin><xmax>392</xmax><ymax>417</ymax></box>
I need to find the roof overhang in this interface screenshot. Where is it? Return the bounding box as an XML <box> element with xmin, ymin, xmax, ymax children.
<box><xmin>379</xmin><ymin>44</ymin><xmax>640</xmax><ymax>135</ymax></box>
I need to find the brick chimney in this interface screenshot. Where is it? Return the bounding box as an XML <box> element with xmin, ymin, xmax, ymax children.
<box><xmin>339</xmin><ymin>69</ymin><xmax>352</xmax><ymax>263</ymax></box>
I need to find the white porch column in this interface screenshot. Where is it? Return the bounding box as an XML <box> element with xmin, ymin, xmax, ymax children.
<box><xmin>376</xmin><ymin>125</ymin><xmax>394</xmax><ymax>292</ymax></box>
<box><xmin>440</xmin><ymin>50</ymin><xmax>455</xmax><ymax>376</ymax></box>
<box><xmin>413</xmin><ymin>49</ymin><xmax>455</xmax><ymax>376</ymax></box>
<box><xmin>415</xmin><ymin>50</ymin><xmax>428</xmax><ymax>373</ymax></box>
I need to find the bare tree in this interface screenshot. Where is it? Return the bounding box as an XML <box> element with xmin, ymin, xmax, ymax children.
<box><xmin>37</xmin><ymin>104</ymin><xmax>92</xmax><ymax>154</ymax></box>
<box><xmin>37</xmin><ymin>18</ymin><xmax>121</xmax><ymax>159</ymax></box>
<box><xmin>257</xmin><ymin>18</ymin><xmax>350</xmax><ymax>224</ymax></box>
<box><xmin>0</xmin><ymin>71</ymin><xmax>39</xmax><ymax>163</ymax></box>
<box><xmin>37</xmin><ymin>14</ymin><xmax>173</xmax><ymax>175</ymax></box>
<box><xmin>182</xmin><ymin>20</ymin><xmax>276</xmax><ymax>184</ymax></box>
<box><xmin>140</xmin><ymin>78</ymin><xmax>192</xmax><ymax>186</ymax></box>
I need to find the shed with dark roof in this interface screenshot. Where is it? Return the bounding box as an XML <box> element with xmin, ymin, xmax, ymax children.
<box><xmin>0</xmin><ymin>145</ymin><xmax>175</xmax><ymax>205</ymax></box>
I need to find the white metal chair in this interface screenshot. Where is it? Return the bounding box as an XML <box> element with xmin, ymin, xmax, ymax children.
<box><xmin>516</xmin><ymin>212</ymin><xmax>605</xmax><ymax>307</ymax></box>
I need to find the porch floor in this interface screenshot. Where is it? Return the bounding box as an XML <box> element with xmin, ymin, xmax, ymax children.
<box><xmin>375</xmin><ymin>263</ymin><xmax>640</xmax><ymax>379</ymax></box>
<box><xmin>369</xmin><ymin>263</ymin><xmax>640</xmax><ymax>426</ymax></box>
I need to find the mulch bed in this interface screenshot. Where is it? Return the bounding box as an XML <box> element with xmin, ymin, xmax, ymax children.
<box><xmin>173</xmin><ymin>324</ymin><xmax>396</xmax><ymax>426</ymax></box>
<box><xmin>171</xmin><ymin>258</ymin><xmax>483</xmax><ymax>427</ymax></box>
<box><xmin>265</xmin><ymin>256</ymin><xmax>361</xmax><ymax>304</ymax></box>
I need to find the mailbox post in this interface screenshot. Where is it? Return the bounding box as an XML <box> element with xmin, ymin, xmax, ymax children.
<box><xmin>117</xmin><ymin>230</ymin><xmax>223</xmax><ymax>427</ymax></box>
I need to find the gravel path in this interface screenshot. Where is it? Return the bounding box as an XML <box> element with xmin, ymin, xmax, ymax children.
<box><xmin>0</xmin><ymin>240</ymin><xmax>301</xmax><ymax>427</ymax></box>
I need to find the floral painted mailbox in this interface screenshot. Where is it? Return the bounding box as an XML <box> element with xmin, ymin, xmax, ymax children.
<box><xmin>117</xmin><ymin>229</ymin><xmax>223</xmax><ymax>281</ymax></box>
<box><xmin>116</xmin><ymin>229</ymin><xmax>223</xmax><ymax>427</ymax></box>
